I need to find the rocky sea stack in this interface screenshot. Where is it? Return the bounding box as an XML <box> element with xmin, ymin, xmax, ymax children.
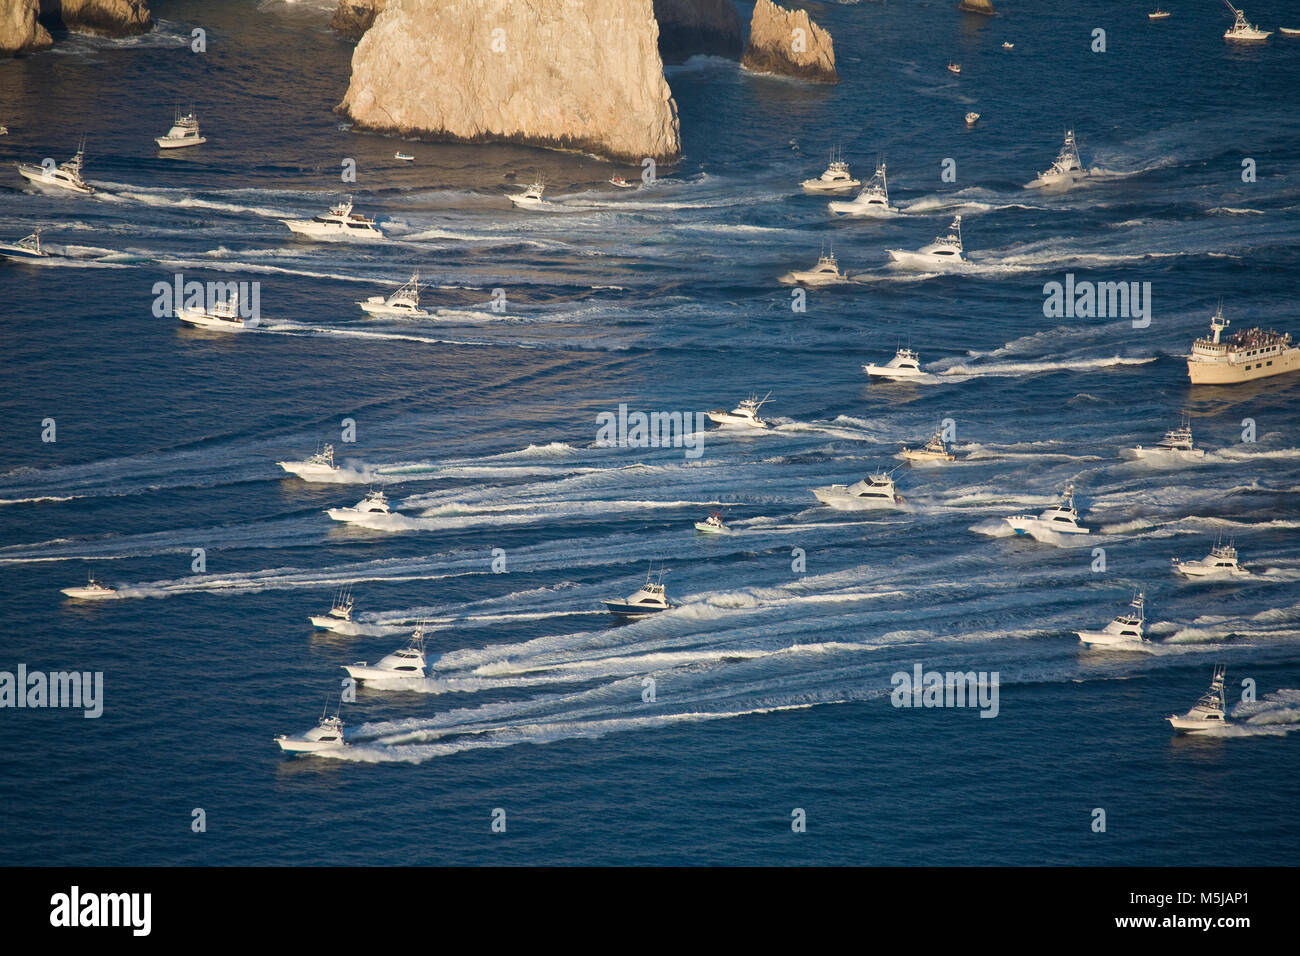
<box><xmin>339</xmin><ymin>0</ymin><xmax>682</xmax><ymax>163</ymax></box>
<box><xmin>1</xmin><ymin>0</ymin><xmax>53</xmax><ymax>54</ymax></box>
<box><xmin>40</xmin><ymin>0</ymin><xmax>153</xmax><ymax>37</ymax></box>
<box><xmin>330</xmin><ymin>0</ymin><xmax>386</xmax><ymax>40</ymax></box>
<box><xmin>740</xmin><ymin>0</ymin><xmax>838</xmax><ymax>84</ymax></box>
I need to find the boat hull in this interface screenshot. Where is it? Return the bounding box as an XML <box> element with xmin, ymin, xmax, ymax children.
<box><xmin>0</xmin><ymin>246</ymin><xmax>48</xmax><ymax>261</ymax></box>
<box><xmin>357</xmin><ymin>300</ymin><xmax>429</xmax><ymax>318</ymax></box>
<box><xmin>786</xmin><ymin>271</ymin><xmax>850</xmax><ymax>286</ymax></box>
<box><xmin>282</xmin><ymin>220</ymin><xmax>383</xmax><ymax>240</ymax></box>
<box><xmin>604</xmin><ymin>602</ymin><xmax>670</xmax><ymax>617</ymax></box>
<box><xmin>176</xmin><ymin>308</ymin><xmax>246</xmax><ymax>331</ymax></box>
<box><xmin>827</xmin><ymin>199</ymin><xmax>897</xmax><ymax>217</ymax></box>
<box><xmin>801</xmin><ymin>179</ymin><xmax>860</xmax><ymax>194</ymax></box>
<box><xmin>342</xmin><ymin>663</ymin><xmax>425</xmax><ymax>683</ymax></box>
<box><xmin>694</xmin><ymin>522</ymin><xmax>725</xmax><ymax>533</ymax></box>
<box><xmin>60</xmin><ymin>587</ymin><xmax>115</xmax><ymax>600</ymax></box>
<box><xmin>1167</xmin><ymin>715</ymin><xmax>1228</xmax><ymax>734</ymax></box>
<box><xmin>1005</xmin><ymin>516</ymin><xmax>1090</xmax><ymax>535</ymax></box>
<box><xmin>1172</xmin><ymin>563</ymin><xmax>1247</xmax><ymax>579</ymax></box>
<box><xmin>309</xmin><ymin>614</ymin><xmax>356</xmax><ymax>631</ymax></box>
<box><xmin>1124</xmin><ymin>446</ymin><xmax>1205</xmax><ymax>461</ymax></box>
<box><xmin>812</xmin><ymin>487</ymin><xmax>900</xmax><ymax>510</ymax></box>
<box><xmin>887</xmin><ymin>250</ymin><xmax>965</xmax><ymax>269</ymax></box>
<box><xmin>707</xmin><ymin>412</ymin><xmax>767</xmax><ymax>428</ymax></box>
<box><xmin>901</xmin><ymin>450</ymin><xmax>953</xmax><ymax>462</ymax></box>
<box><xmin>863</xmin><ymin>365</ymin><xmax>930</xmax><ymax>381</ymax></box>
<box><xmin>15</xmin><ymin>164</ymin><xmax>94</xmax><ymax>195</ymax></box>
<box><xmin>275</xmin><ymin>736</ymin><xmax>346</xmax><ymax>753</ymax></box>
<box><xmin>278</xmin><ymin>461</ymin><xmax>341</xmax><ymax>481</ymax></box>
<box><xmin>1076</xmin><ymin>631</ymin><xmax>1146</xmax><ymax>648</ymax></box>
<box><xmin>1187</xmin><ymin>349</ymin><xmax>1300</xmax><ymax>384</ymax></box>
<box><xmin>156</xmin><ymin>136</ymin><xmax>206</xmax><ymax>149</ymax></box>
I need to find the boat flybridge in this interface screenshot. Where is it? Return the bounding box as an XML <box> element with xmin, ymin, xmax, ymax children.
<box><xmin>278</xmin><ymin>444</ymin><xmax>342</xmax><ymax>481</ymax></box>
<box><xmin>1168</xmin><ymin>664</ymin><xmax>1231</xmax><ymax>733</ymax></box>
<box><xmin>812</xmin><ymin>470</ymin><xmax>904</xmax><ymax>510</ymax></box>
<box><xmin>708</xmin><ymin>392</ymin><xmax>772</xmax><ymax>428</ymax></box>
<box><xmin>282</xmin><ymin>196</ymin><xmax>383</xmax><ymax>240</ymax></box>
<box><xmin>1025</xmin><ymin>130</ymin><xmax>1087</xmax><ymax>189</ymax></box>
<box><xmin>0</xmin><ymin>227</ymin><xmax>50</xmax><ymax>262</ymax></box>
<box><xmin>176</xmin><ymin>292</ymin><xmax>248</xmax><ymax>331</ymax></box>
<box><xmin>901</xmin><ymin>430</ymin><xmax>955</xmax><ymax>463</ymax></box>
<box><xmin>1172</xmin><ymin>541</ymin><xmax>1248</xmax><ymax>578</ymax></box>
<box><xmin>1128</xmin><ymin>417</ymin><xmax>1205</xmax><ymax>460</ymax></box>
<box><xmin>787</xmin><ymin>247</ymin><xmax>851</xmax><ymax>285</ymax></box>
<box><xmin>155</xmin><ymin>110</ymin><xmax>206</xmax><ymax>149</ymax></box>
<box><xmin>800</xmin><ymin>147</ymin><xmax>860</xmax><ymax>194</ymax></box>
<box><xmin>828</xmin><ymin>161</ymin><xmax>897</xmax><ymax>217</ymax></box>
<box><xmin>887</xmin><ymin>216</ymin><xmax>966</xmax><ymax>268</ymax></box>
<box><xmin>694</xmin><ymin>511</ymin><xmax>728</xmax><ymax>534</ymax></box>
<box><xmin>310</xmin><ymin>586</ymin><xmax>357</xmax><ymax>632</ymax></box>
<box><xmin>60</xmin><ymin>575</ymin><xmax>116</xmax><ymax>600</ymax></box>
<box><xmin>1222</xmin><ymin>1</ymin><xmax>1270</xmax><ymax>41</ymax></box>
<box><xmin>1077</xmin><ymin>591</ymin><xmax>1148</xmax><ymax>648</ymax></box>
<box><xmin>863</xmin><ymin>347</ymin><xmax>932</xmax><ymax>381</ymax></box>
<box><xmin>344</xmin><ymin>624</ymin><xmax>429</xmax><ymax>684</ymax></box>
<box><xmin>1005</xmin><ymin>485</ymin><xmax>1091</xmax><ymax>535</ymax></box>
<box><xmin>604</xmin><ymin>567</ymin><xmax>673</xmax><ymax>618</ymax></box>
<box><xmin>275</xmin><ymin>703</ymin><xmax>348</xmax><ymax>753</ymax></box>
<box><xmin>16</xmin><ymin>140</ymin><xmax>95</xmax><ymax>195</ymax></box>
<box><xmin>509</xmin><ymin>179</ymin><xmax>548</xmax><ymax>208</ymax></box>
<box><xmin>327</xmin><ymin>488</ymin><xmax>392</xmax><ymax>523</ymax></box>
<box><xmin>358</xmin><ymin>272</ymin><xmax>430</xmax><ymax>317</ymax></box>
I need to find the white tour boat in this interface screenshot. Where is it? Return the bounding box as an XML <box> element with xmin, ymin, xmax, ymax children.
<box><xmin>604</xmin><ymin>568</ymin><xmax>673</xmax><ymax>618</ymax></box>
<box><xmin>888</xmin><ymin>216</ymin><xmax>966</xmax><ymax>268</ymax></box>
<box><xmin>694</xmin><ymin>511</ymin><xmax>728</xmax><ymax>534</ymax></box>
<box><xmin>275</xmin><ymin>707</ymin><xmax>348</xmax><ymax>753</ymax></box>
<box><xmin>16</xmin><ymin>141</ymin><xmax>95</xmax><ymax>195</ymax></box>
<box><xmin>901</xmin><ymin>430</ymin><xmax>955</xmax><ymax>463</ymax></box>
<box><xmin>1077</xmin><ymin>591</ymin><xmax>1147</xmax><ymax>648</ymax></box>
<box><xmin>708</xmin><ymin>393</ymin><xmax>772</xmax><ymax>428</ymax></box>
<box><xmin>1222</xmin><ymin>2</ymin><xmax>1270</xmax><ymax>41</ymax></box>
<box><xmin>155</xmin><ymin>110</ymin><xmax>206</xmax><ymax>149</ymax></box>
<box><xmin>327</xmin><ymin>489</ymin><xmax>392</xmax><ymax>523</ymax></box>
<box><xmin>282</xmin><ymin>196</ymin><xmax>383</xmax><ymax>240</ymax></box>
<box><xmin>828</xmin><ymin>161</ymin><xmax>897</xmax><ymax>217</ymax></box>
<box><xmin>786</xmin><ymin>248</ymin><xmax>850</xmax><ymax>286</ymax></box>
<box><xmin>0</xmin><ymin>227</ymin><xmax>50</xmax><ymax>262</ymax></box>
<box><xmin>358</xmin><ymin>272</ymin><xmax>430</xmax><ymax>317</ymax></box>
<box><xmin>309</xmin><ymin>587</ymin><xmax>357</xmax><ymax>632</ymax></box>
<box><xmin>1186</xmin><ymin>303</ymin><xmax>1299</xmax><ymax>385</ymax></box>
<box><xmin>812</xmin><ymin>471</ymin><xmax>904</xmax><ymax>510</ymax></box>
<box><xmin>1005</xmin><ymin>485</ymin><xmax>1091</xmax><ymax>535</ymax></box>
<box><xmin>278</xmin><ymin>444</ymin><xmax>342</xmax><ymax>481</ymax></box>
<box><xmin>1126</xmin><ymin>417</ymin><xmax>1205</xmax><ymax>460</ymax></box>
<box><xmin>800</xmin><ymin>148</ymin><xmax>860</xmax><ymax>193</ymax></box>
<box><xmin>863</xmin><ymin>347</ymin><xmax>933</xmax><ymax>381</ymax></box>
<box><xmin>509</xmin><ymin>179</ymin><xmax>548</xmax><ymax>209</ymax></box>
<box><xmin>176</xmin><ymin>293</ymin><xmax>248</xmax><ymax>331</ymax></box>
<box><xmin>61</xmin><ymin>576</ymin><xmax>116</xmax><ymax>600</ymax></box>
<box><xmin>1025</xmin><ymin>129</ymin><xmax>1087</xmax><ymax>189</ymax></box>
<box><xmin>1172</xmin><ymin>542</ymin><xmax>1248</xmax><ymax>578</ymax></box>
<box><xmin>1167</xmin><ymin>664</ymin><xmax>1231</xmax><ymax>733</ymax></box>
<box><xmin>344</xmin><ymin>625</ymin><xmax>429</xmax><ymax>684</ymax></box>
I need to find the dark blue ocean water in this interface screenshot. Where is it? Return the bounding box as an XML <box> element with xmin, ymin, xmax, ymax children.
<box><xmin>1</xmin><ymin>0</ymin><xmax>1298</xmax><ymax>865</ymax></box>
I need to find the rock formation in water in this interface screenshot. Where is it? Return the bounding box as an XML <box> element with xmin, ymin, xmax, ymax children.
<box><xmin>41</xmin><ymin>0</ymin><xmax>152</xmax><ymax>36</ymax></box>
<box><xmin>958</xmin><ymin>0</ymin><xmax>997</xmax><ymax>15</ymax></box>
<box><xmin>339</xmin><ymin>0</ymin><xmax>681</xmax><ymax>163</ymax></box>
<box><xmin>740</xmin><ymin>0</ymin><xmax>837</xmax><ymax>84</ymax></box>
<box><xmin>330</xmin><ymin>0</ymin><xmax>386</xmax><ymax>39</ymax></box>
<box><xmin>653</xmin><ymin>0</ymin><xmax>741</xmax><ymax>63</ymax></box>
<box><xmin>1</xmin><ymin>0</ymin><xmax>53</xmax><ymax>54</ymax></box>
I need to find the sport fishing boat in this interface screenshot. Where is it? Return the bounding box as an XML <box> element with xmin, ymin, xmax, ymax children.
<box><xmin>60</xmin><ymin>576</ymin><xmax>116</xmax><ymax>600</ymax></box>
<box><xmin>282</xmin><ymin>196</ymin><xmax>383</xmax><ymax>240</ymax></box>
<box><xmin>509</xmin><ymin>179</ymin><xmax>547</xmax><ymax>208</ymax></box>
<box><xmin>1025</xmin><ymin>130</ymin><xmax>1087</xmax><ymax>189</ymax></box>
<box><xmin>901</xmin><ymin>430</ymin><xmax>955</xmax><ymax>463</ymax></box>
<box><xmin>1167</xmin><ymin>664</ymin><xmax>1230</xmax><ymax>733</ymax></box>
<box><xmin>1126</xmin><ymin>417</ymin><xmax>1205</xmax><ymax>460</ymax></box>
<box><xmin>609</xmin><ymin>176</ymin><xmax>636</xmax><ymax>189</ymax></box>
<box><xmin>275</xmin><ymin>706</ymin><xmax>348</xmax><ymax>753</ymax></box>
<box><xmin>155</xmin><ymin>110</ymin><xmax>205</xmax><ymax>149</ymax></box>
<box><xmin>0</xmin><ymin>227</ymin><xmax>50</xmax><ymax>262</ymax></box>
<box><xmin>947</xmin><ymin>62</ymin><xmax>961</xmax><ymax>75</ymax></box>
<box><xmin>708</xmin><ymin>393</ymin><xmax>771</xmax><ymax>428</ymax></box>
<box><xmin>327</xmin><ymin>489</ymin><xmax>392</xmax><ymax>523</ymax></box>
<box><xmin>15</xmin><ymin>140</ymin><xmax>95</xmax><ymax>195</ymax></box>
<box><xmin>309</xmin><ymin>587</ymin><xmax>357</xmax><ymax>631</ymax></box>
<box><xmin>1222</xmin><ymin>1</ymin><xmax>1270</xmax><ymax>41</ymax></box>
<box><xmin>394</xmin><ymin>151</ymin><xmax>414</xmax><ymax>161</ymax></box>
<box><xmin>827</xmin><ymin>161</ymin><xmax>897</xmax><ymax>217</ymax></box>
<box><xmin>800</xmin><ymin>148</ymin><xmax>860</xmax><ymax>193</ymax></box>
<box><xmin>1004</xmin><ymin>485</ymin><xmax>1090</xmax><ymax>535</ymax></box>
<box><xmin>888</xmin><ymin>216</ymin><xmax>966</xmax><ymax>268</ymax></box>
<box><xmin>1077</xmin><ymin>591</ymin><xmax>1147</xmax><ymax>648</ymax></box>
<box><xmin>965</xmin><ymin>112</ymin><xmax>980</xmax><ymax>127</ymax></box>
<box><xmin>1001</xmin><ymin>41</ymin><xmax>1014</xmax><ymax>49</ymax></box>
<box><xmin>278</xmin><ymin>444</ymin><xmax>342</xmax><ymax>481</ymax></box>
<box><xmin>358</xmin><ymin>272</ymin><xmax>430</xmax><ymax>317</ymax></box>
<box><xmin>1186</xmin><ymin>303</ymin><xmax>1299</xmax><ymax>385</ymax></box>
<box><xmin>604</xmin><ymin>568</ymin><xmax>673</xmax><ymax>618</ymax></box>
<box><xmin>785</xmin><ymin>248</ymin><xmax>850</xmax><ymax>285</ymax></box>
<box><xmin>863</xmin><ymin>347</ymin><xmax>932</xmax><ymax>381</ymax></box>
<box><xmin>1148</xmin><ymin>9</ymin><xmax>1171</xmax><ymax>20</ymax></box>
<box><xmin>1172</xmin><ymin>542</ymin><xmax>1248</xmax><ymax>578</ymax></box>
<box><xmin>344</xmin><ymin>625</ymin><xmax>429</xmax><ymax>683</ymax></box>
<box><xmin>694</xmin><ymin>511</ymin><xmax>728</xmax><ymax>534</ymax></box>
<box><xmin>176</xmin><ymin>293</ymin><xmax>248</xmax><ymax>331</ymax></box>
<box><xmin>812</xmin><ymin>471</ymin><xmax>904</xmax><ymax>510</ymax></box>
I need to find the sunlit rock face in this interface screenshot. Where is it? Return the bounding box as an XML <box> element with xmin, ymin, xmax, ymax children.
<box><xmin>2</xmin><ymin>0</ymin><xmax>54</xmax><ymax>54</ymax></box>
<box><xmin>40</xmin><ymin>0</ymin><xmax>152</xmax><ymax>37</ymax></box>
<box><xmin>740</xmin><ymin>0</ymin><xmax>838</xmax><ymax>84</ymax></box>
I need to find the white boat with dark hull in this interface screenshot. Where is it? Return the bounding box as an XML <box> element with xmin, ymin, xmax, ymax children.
<box><xmin>812</xmin><ymin>471</ymin><xmax>904</xmax><ymax>510</ymax></box>
<box><xmin>310</xmin><ymin>587</ymin><xmax>358</xmax><ymax>632</ymax></box>
<box><xmin>801</xmin><ymin>148</ymin><xmax>860</xmax><ymax>194</ymax></box>
<box><xmin>1077</xmin><ymin>591</ymin><xmax>1147</xmax><ymax>648</ymax></box>
<box><xmin>863</xmin><ymin>347</ymin><xmax>933</xmax><ymax>381</ymax></box>
<box><xmin>828</xmin><ymin>161</ymin><xmax>897</xmax><ymax>217</ymax></box>
<box><xmin>1005</xmin><ymin>485</ymin><xmax>1090</xmax><ymax>535</ymax></box>
<box><xmin>275</xmin><ymin>707</ymin><xmax>348</xmax><ymax>753</ymax></box>
<box><xmin>1172</xmin><ymin>542</ymin><xmax>1248</xmax><ymax>578</ymax></box>
<box><xmin>605</xmin><ymin>569</ymin><xmax>673</xmax><ymax>618</ymax></box>
<box><xmin>176</xmin><ymin>293</ymin><xmax>248</xmax><ymax>331</ymax></box>
<box><xmin>1168</xmin><ymin>664</ymin><xmax>1231</xmax><ymax>733</ymax></box>
<box><xmin>344</xmin><ymin>626</ymin><xmax>429</xmax><ymax>684</ymax></box>
<box><xmin>61</xmin><ymin>576</ymin><xmax>116</xmax><ymax>600</ymax></box>
<box><xmin>888</xmin><ymin>216</ymin><xmax>966</xmax><ymax>269</ymax></box>
<box><xmin>1025</xmin><ymin>130</ymin><xmax>1087</xmax><ymax>189</ymax></box>
<box><xmin>16</xmin><ymin>142</ymin><xmax>95</xmax><ymax>196</ymax></box>
<box><xmin>694</xmin><ymin>512</ymin><xmax>728</xmax><ymax>534</ymax></box>
<box><xmin>0</xmin><ymin>228</ymin><xmax>50</xmax><ymax>262</ymax></box>
<box><xmin>282</xmin><ymin>197</ymin><xmax>383</xmax><ymax>240</ymax></box>
<box><xmin>278</xmin><ymin>444</ymin><xmax>342</xmax><ymax>481</ymax></box>
<box><xmin>1186</xmin><ymin>304</ymin><xmax>1300</xmax><ymax>385</ymax></box>
<box><xmin>327</xmin><ymin>489</ymin><xmax>392</xmax><ymax>523</ymax></box>
<box><xmin>708</xmin><ymin>393</ymin><xmax>771</xmax><ymax>429</ymax></box>
<box><xmin>155</xmin><ymin>110</ymin><xmax>206</xmax><ymax>149</ymax></box>
<box><xmin>1222</xmin><ymin>2</ymin><xmax>1270</xmax><ymax>41</ymax></box>
<box><xmin>358</xmin><ymin>273</ymin><xmax>430</xmax><ymax>318</ymax></box>
<box><xmin>901</xmin><ymin>430</ymin><xmax>955</xmax><ymax>463</ymax></box>
<box><xmin>785</xmin><ymin>249</ymin><xmax>851</xmax><ymax>286</ymax></box>
<box><xmin>1126</xmin><ymin>418</ymin><xmax>1205</xmax><ymax>460</ymax></box>
<box><xmin>509</xmin><ymin>179</ymin><xmax>548</xmax><ymax>209</ymax></box>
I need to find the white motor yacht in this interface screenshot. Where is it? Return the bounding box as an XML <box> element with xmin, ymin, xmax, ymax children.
<box><xmin>1126</xmin><ymin>418</ymin><xmax>1205</xmax><ymax>460</ymax></box>
<box><xmin>1168</xmin><ymin>664</ymin><xmax>1231</xmax><ymax>733</ymax></box>
<box><xmin>1222</xmin><ymin>2</ymin><xmax>1270</xmax><ymax>41</ymax></box>
<box><xmin>509</xmin><ymin>179</ymin><xmax>548</xmax><ymax>209</ymax></box>
<box><xmin>16</xmin><ymin>140</ymin><xmax>95</xmax><ymax>195</ymax></box>
<box><xmin>358</xmin><ymin>272</ymin><xmax>430</xmax><ymax>317</ymax></box>
<box><xmin>965</xmin><ymin>112</ymin><xmax>980</xmax><ymax>127</ymax></box>
<box><xmin>309</xmin><ymin>587</ymin><xmax>357</xmax><ymax>632</ymax></box>
<box><xmin>60</xmin><ymin>576</ymin><xmax>116</xmax><ymax>600</ymax></box>
<box><xmin>863</xmin><ymin>347</ymin><xmax>932</xmax><ymax>381</ymax></box>
<box><xmin>176</xmin><ymin>293</ymin><xmax>248</xmax><ymax>331</ymax></box>
<box><xmin>1172</xmin><ymin>542</ymin><xmax>1248</xmax><ymax>578</ymax></box>
<box><xmin>1025</xmin><ymin>130</ymin><xmax>1087</xmax><ymax>189</ymax></box>
<box><xmin>278</xmin><ymin>444</ymin><xmax>342</xmax><ymax>481</ymax></box>
<box><xmin>828</xmin><ymin>161</ymin><xmax>897</xmax><ymax>217</ymax></box>
<box><xmin>282</xmin><ymin>196</ymin><xmax>383</xmax><ymax>240</ymax></box>
<box><xmin>901</xmin><ymin>430</ymin><xmax>955</xmax><ymax>463</ymax></box>
<box><xmin>800</xmin><ymin>148</ymin><xmax>860</xmax><ymax>194</ymax></box>
<box><xmin>947</xmin><ymin>62</ymin><xmax>961</xmax><ymax>75</ymax></box>
<box><xmin>785</xmin><ymin>249</ymin><xmax>851</xmax><ymax>286</ymax></box>
<box><xmin>1005</xmin><ymin>485</ymin><xmax>1091</xmax><ymax>535</ymax></box>
<box><xmin>708</xmin><ymin>392</ymin><xmax>771</xmax><ymax>428</ymax></box>
<box><xmin>0</xmin><ymin>227</ymin><xmax>50</xmax><ymax>262</ymax></box>
<box><xmin>604</xmin><ymin>568</ymin><xmax>673</xmax><ymax>618</ymax></box>
<box><xmin>694</xmin><ymin>511</ymin><xmax>728</xmax><ymax>534</ymax></box>
<box><xmin>609</xmin><ymin>176</ymin><xmax>636</xmax><ymax>189</ymax></box>
<box><xmin>344</xmin><ymin>626</ymin><xmax>429</xmax><ymax>683</ymax></box>
<box><xmin>812</xmin><ymin>471</ymin><xmax>904</xmax><ymax>510</ymax></box>
<box><xmin>888</xmin><ymin>216</ymin><xmax>966</xmax><ymax>269</ymax></box>
<box><xmin>327</xmin><ymin>489</ymin><xmax>392</xmax><ymax>523</ymax></box>
<box><xmin>155</xmin><ymin>110</ymin><xmax>206</xmax><ymax>149</ymax></box>
<box><xmin>1077</xmin><ymin>591</ymin><xmax>1147</xmax><ymax>648</ymax></box>
<box><xmin>275</xmin><ymin>707</ymin><xmax>348</xmax><ymax>753</ymax></box>
<box><xmin>1148</xmin><ymin>9</ymin><xmax>1171</xmax><ymax>20</ymax></box>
